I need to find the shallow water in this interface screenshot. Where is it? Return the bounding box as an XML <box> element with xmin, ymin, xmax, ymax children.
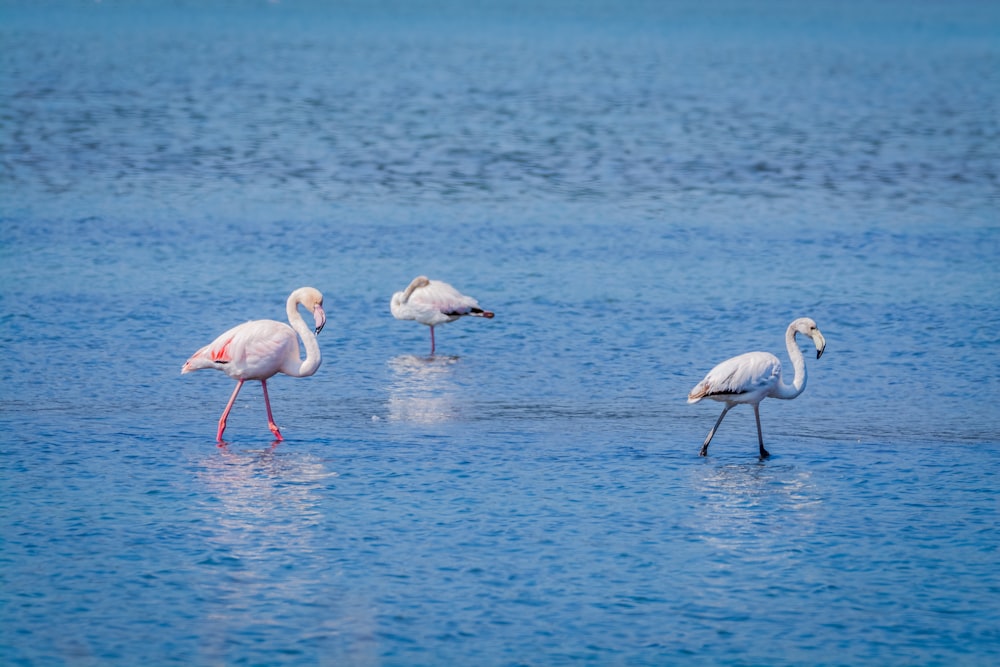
<box><xmin>2</xmin><ymin>1</ymin><xmax>999</xmax><ymax>665</ymax></box>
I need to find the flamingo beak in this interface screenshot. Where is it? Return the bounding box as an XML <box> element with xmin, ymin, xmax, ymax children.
<box><xmin>812</xmin><ymin>330</ymin><xmax>826</xmax><ymax>359</ymax></box>
<box><xmin>313</xmin><ymin>304</ymin><xmax>327</xmax><ymax>335</ymax></box>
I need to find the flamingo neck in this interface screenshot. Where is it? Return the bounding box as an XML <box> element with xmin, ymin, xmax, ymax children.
<box><xmin>775</xmin><ymin>325</ymin><xmax>807</xmax><ymax>399</ymax></box>
<box><xmin>402</xmin><ymin>276</ymin><xmax>430</xmax><ymax>303</ymax></box>
<box><xmin>286</xmin><ymin>295</ymin><xmax>322</xmax><ymax>378</ymax></box>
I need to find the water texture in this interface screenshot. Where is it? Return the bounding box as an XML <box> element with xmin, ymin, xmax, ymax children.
<box><xmin>1</xmin><ymin>1</ymin><xmax>999</xmax><ymax>665</ymax></box>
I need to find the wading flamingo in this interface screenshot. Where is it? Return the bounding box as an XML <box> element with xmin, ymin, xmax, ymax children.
<box><xmin>182</xmin><ymin>287</ymin><xmax>325</xmax><ymax>442</ymax></box>
<box><xmin>390</xmin><ymin>276</ymin><xmax>494</xmax><ymax>355</ymax></box>
<box><xmin>688</xmin><ymin>317</ymin><xmax>826</xmax><ymax>458</ymax></box>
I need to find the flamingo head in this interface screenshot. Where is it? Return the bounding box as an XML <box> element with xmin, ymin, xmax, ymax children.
<box><xmin>292</xmin><ymin>287</ymin><xmax>325</xmax><ymax>335</ymax></box>
<box><xmin>792</xmin><ymin>317</ymin><xmax>826</xmax><ymax>359</ymax></box>
<box><xmin>390</xmin><ymin>290</ymin><xmax>405</xmax><ymax>314</ymax></box>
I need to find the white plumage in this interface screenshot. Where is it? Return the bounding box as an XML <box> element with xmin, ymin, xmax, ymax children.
<box><xmin>688</xmin><ymin>317</ymin><xmax>826</xmax><ymax>458</ymax></box>
<box><xmin>390</xmin><ymin>276</ymin><xmax>494</xmax><ymax>355</ymax></box>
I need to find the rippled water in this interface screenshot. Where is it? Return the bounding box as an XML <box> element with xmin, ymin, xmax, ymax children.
<box><xmin>2</xmin><ymin>1</ymin><xmax>999</xmax><ymax>665</ymax></box>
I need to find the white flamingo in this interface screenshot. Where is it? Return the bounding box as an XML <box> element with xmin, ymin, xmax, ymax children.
<box><xmin>390</xmin><ymin>276</ymin><xmax>494</xmax><ymax>355</ymax></box>
<box><xmin>182</xmin><ymin>287</ymin><xmax>326</xmax><ymax>442</ymax></box>
<box><xmin>688</xmin><ymin>317</ymin><xmax>826</xmax><ymax>458</ymax></box>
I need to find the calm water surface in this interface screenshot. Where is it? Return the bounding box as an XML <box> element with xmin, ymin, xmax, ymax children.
<box><xmin>2</xmin><ymin>1</ymin><xmax>999</xmax><ymax>665</ymax></box>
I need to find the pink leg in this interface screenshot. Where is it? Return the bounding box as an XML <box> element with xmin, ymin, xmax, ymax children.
<box><xmin>217</xmin><ymin>380</ymin><xmax>244</xmax><ymax>442</ymax></box>
<box><xmin>430</xmin><ymin>326</ymin><xmax>436</xmax><ymax>356</ymax></box>
<box><xmin>261</xmin><ymin>379</ymin><xmax>283</xmax><ymax>441</ymax></box>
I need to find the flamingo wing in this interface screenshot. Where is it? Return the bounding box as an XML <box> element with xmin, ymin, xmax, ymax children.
<box><xmin>181</xmin><ymin>324</ymin><xmax>242</xmax><ymax>373</ymax></box>
<box><xmin>415</xmin><ymin>280</ymin><xmax>481</xmax><ymax>314</ymax></box>
<box><xmin>688</xmin><ymin>351</ymin><xmax>781</xmax><ymax>403</ymax></box>
<box><xmin>182</xmin><ymin>320</ymin><xmax>298</xmax><ymax>379</ymax></box>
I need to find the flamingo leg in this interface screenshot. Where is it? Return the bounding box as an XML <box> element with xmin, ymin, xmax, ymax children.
<box><xmin>699</xmin><ymin>405</ymin><xmax>732</xmax><ymax>456</ymax></box>
<box><xmin>430</xmin><ymin>325</ymin><xmax>436</xmax><ymax>356</ymax></box>
<box><xmin>260</xmin><ymin>379</ymin><xmax>283</xmax><ymax>441</ymax></box>
<box><xmin>217</xmin><ymin>379</ymin><xmax>245</xmax><ymax>442</ymax></box>
<box><xmin>754</xmin><ymin>404</ymin><xmax>769</xmax><ymax>458</ymax></box>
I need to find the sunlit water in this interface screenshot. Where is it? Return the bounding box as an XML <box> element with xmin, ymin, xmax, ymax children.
<box><xmin>2</xmin><ymin>1</ymin><xmax>999</xmax><ymax>665</ymax></box>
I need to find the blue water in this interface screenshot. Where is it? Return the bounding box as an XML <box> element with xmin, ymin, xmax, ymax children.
<box><xmin>2</xmin><ymin>1</ymin><xmax>999</xmax><ymax>665</ymax></box>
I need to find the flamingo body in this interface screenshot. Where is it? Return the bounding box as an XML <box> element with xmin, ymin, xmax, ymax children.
<box><xmin>390</xmin><ymin>276</ymin><xmax>493</xmax><ymax>354</ymax></box>
<box><xmin>688</xmin><ymin>317</ymin><xmax>826</xmax><ymax>458</ymax></box>
<box><xmin>688</xmin><ymin>351</ymin><xmax>783</xmax><ymax>407</ymax></box>
<box><xmin>182</xmin><ymin>287</ymin><xmax>326</xmax><ymax>442</ymax></box>
<box><xmin>182</xmin><ymin>320</ymin><xmax>303</xmax><ymax>380</ymax></box>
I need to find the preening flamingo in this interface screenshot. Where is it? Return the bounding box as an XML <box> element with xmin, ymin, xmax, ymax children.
<box><xmin>390</xmin><ymin>276</ymin><xmax>494</xmax><ymax>355</ymax></box>
<box><xmin>688</xmin><ymin>317</ymin><xmax>826</xmax><ymax>458</ymax></box>
<box><xmin>182</xmin><ymin>287</ymin><xmax>326</xmax><ymax>442</ymax></box>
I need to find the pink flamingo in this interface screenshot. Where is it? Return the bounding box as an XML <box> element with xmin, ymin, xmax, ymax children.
<box><xmin>688</xmin><ymin>317</ymin><xmax>826</xmax><ymax>458</ymax></box>
<box><xmin>390</xmin><ymin>276</ymin><xmax>494</xmax><ymax>355</ymax></box>
<box><xmin>182</xmin><ymin>287</ymin><xmax>326</xmax><ymax>442</ymax></box>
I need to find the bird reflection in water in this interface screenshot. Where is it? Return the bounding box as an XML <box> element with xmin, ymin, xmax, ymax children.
<box><xmin>192</xmin><ymin>447</ymin><xmax>360</xmax><ymax>659</ymax></box>
<box><xmin>693</xmin><ymin>461</ymin><xmax>821</xmax><ymax>554</ymax></box>
<box><xmin>199</xmin><ymin>445</ymin><xmax>335</xmax><ymax>533</ymax></box>
<box><xmin>387</xmin><ymin>354</ymin><xmax>462</xmax><ymax>424</ymax></box>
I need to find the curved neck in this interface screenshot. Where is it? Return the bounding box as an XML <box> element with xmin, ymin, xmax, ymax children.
<box><xmin>775</xmin><ymin>325</ymin><xmax>807</xmax><ymax>399</ymax></box>
<box><xmin>285</xmin><ymin>296</ymin><xmax>322</xmax><ymax>378</ymax></box>
<box><xmin>402</xmin><ymin>276</ymin><xmax>430</xmax><ymax>303</ymax></box>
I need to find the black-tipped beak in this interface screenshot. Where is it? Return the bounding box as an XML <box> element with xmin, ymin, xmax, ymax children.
<box><xmin>313</xmin><ymin>304</ymin><xmax>327</xmax><ymax>335</ymax></box>
<box><xmin>812</xmin><ymin>331</ymin><xmax>826</xmax><ymax>360</ymax></box>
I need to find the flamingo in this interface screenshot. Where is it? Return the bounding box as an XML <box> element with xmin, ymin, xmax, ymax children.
<box><xmin>688</xmin><ymin>317</ymin><xmax>826</xmax><ymax>458</ymax></box>
<box><xmin>181</xmin><ymin>287</ymin><xmax>326</xmax><ymax>443</ymax></box>
<box><xmin>390</xmin><ymin>276</ymin><xmax>494</xmax><ymax>355</ymax></box>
